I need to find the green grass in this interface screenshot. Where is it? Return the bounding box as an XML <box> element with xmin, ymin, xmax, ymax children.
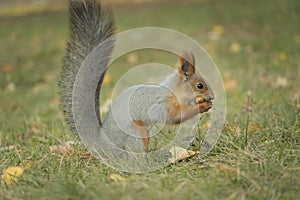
<box><xmin>0</xmin><ymin>0</ymin><xmax>299</xmax><ymax>199</ymax></box>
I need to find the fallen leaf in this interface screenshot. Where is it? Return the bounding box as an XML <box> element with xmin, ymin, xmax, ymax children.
<box><xmin>272</xmin><ymin>76</ymin><xmax>288</xmax><ymax>88</ymax></box>
<box><xmin>6</xmin><ymin>82</ymin><xmax>16</xmax><ymax>92</ymax></box>
<box><xmin>201</xmin><ymin>121</ymin><xmax>211</xmax><ymax>129</ymax></box>
<box><xmin>169</xmin><ymin>146</ymin><xmax>199</xmax><ymax>164</ymax></box>
<box><xmin>0</xmin><ymin>145</ymin><xmax>15</xmax><ymax>152</ymax></box>
<box><xmin>103</xmin><ymin>73</ymin><xmax>112</xmax><ymax>86</ymax></box>
<box><xmin>1</xmin><ymin>166</ymin><xmax>25</xmax><ymax>185</ymax></box>
<box><xmin>1</xmin><ymin>64</ymin><xmax>15</xmax><ymax>72</ymax></box>
<box><xmin>229</xmin><ymin>42</ymin><xmax>241</xmax><ymax>54</ymax></box>
<box><xmin>250</xmin><ymin>124</ymin><xmax>261</xmax><ymax>132</ymax></box>
<box><xmin>212</xmin><ymin>25</ymin><xmax>224</xmax><ymax>35</ymax></box>
<box><xmin>278</xmin><ymin>51</ymin><xmax>287</xmax><ymax>61</ymax></box>
<box><xmin>226</xmin><ymin>123</ymin><xmax>241</xmax><ymax>135</ymax></box>
<box><xmin>50</xmin><ymin>141</ymin><xmax>74</xmax><ymax>156</ymax></box>
<box><xmin>80</xmin><ymin>152</ymin><xmax>92</xmax><ymax>159</ymax></box>
<box><xmin>126</xmin><ymin>53</ymin><xmax>139</xmax><ymax>64</ymax></box>
<box><xmin>208</xmin><ymin>25</ymin><xmax>224</xmax><ymax>41</ymax></box>
<box><xmin>224</xmin><ymin>79</ymin><xmax>237</xmax><ymax>91</ymax></box>
<box><xmin>109</xmin><ymin>173</ymin><xmax>125</xmax><ymax>183</ymax></box>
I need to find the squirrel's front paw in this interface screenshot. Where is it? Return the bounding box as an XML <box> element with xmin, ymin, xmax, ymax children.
<box><xmin>198</xmin><ymin>101</ymin><xmax>213</xmax><ymax>113</ymax></box>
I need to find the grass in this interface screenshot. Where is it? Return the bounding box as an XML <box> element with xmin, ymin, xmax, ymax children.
<box><xmin>0</xmin><ymin>0</ymin><xmax>299</xmax><ymax>199</ymax></box>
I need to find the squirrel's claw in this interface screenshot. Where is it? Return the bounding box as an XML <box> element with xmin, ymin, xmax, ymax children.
<box><xmin>198</xmin><ymin>101</ymin><xmax>213</xmax><ymax>113</ymax></box>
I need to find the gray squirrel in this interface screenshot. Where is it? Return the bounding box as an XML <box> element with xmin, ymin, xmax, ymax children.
<box><xmin>59</xmin><ymin>0</ymin><xmax>214</xmax><ymax>154</ymax></box>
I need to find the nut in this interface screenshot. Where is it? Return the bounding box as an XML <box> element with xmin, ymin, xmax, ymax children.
<box><xmin>195</xmin><ymin>96</ymin><xmax>205</xmax><ymax>104</ymax></box>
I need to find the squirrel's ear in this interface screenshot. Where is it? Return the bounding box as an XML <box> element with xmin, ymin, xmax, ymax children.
<box><xmin>178</xmin><ymin>51</ymin><xmax>195</xmax><ymax>79</ymax></box>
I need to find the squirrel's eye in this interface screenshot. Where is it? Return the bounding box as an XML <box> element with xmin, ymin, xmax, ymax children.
<box><xmin>197</xmin><ymin>83</ymin><xmax>204</xmax><ymax>89</ymax></box>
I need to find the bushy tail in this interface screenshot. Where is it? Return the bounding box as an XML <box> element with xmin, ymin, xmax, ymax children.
<box><xmin>59</xmin><ymin>0</ymin><xmax>116</xmax><ymax>132</ymax></box>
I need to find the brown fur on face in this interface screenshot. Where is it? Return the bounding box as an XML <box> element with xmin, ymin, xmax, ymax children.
<box><xmin>177</xmin><ymin>51</ymin><xmax>214</xmax><ymax>104</ymax></box>
<box><xmin>165</xmin><ymin>51</ymin><xmax>214</xmax><ymax>124</ymax></box>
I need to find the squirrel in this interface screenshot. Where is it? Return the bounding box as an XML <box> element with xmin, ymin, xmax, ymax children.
<box><xmin>59</xmin><ymin>0</ymin><xmax>214</xmax><ymax>154</ymax></box>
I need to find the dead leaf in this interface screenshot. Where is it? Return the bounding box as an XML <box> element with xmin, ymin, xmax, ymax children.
<box><xmin>6</xmin><ymin>82</ymin><xmax>16</xmax><ymax>92</ymax></box>
<box><xmin>229</xmin><ymin>42</ymin><xmax>241</xmax><ymax>54</ymax></box>
<box><xmin>278</xmin><ymin>51</ymin><xmax>287</xmax><ymax>61</ymax></box>
<box><xmin>1</xmin><ymin>64</ymin><xmax>15</xmax><ymax>72</ymax></box>
<box><xmin>272</xmin><ymin>76</ymin><xmax>288</xmax><ymax>88</ymax></box>
<box><xmin>126</xmin><ymin>53</ymin><xmax>139</xmax><ymax>64</ymax></box>
<box><xmin>201</xmin><ymin>121</ymin><xmax>211</xmax><ymax>129</ymax></box>
<box><xmin>1</xmin><ymin>166</ymin><xmax>25</xmax><ymax>185</ymax></box>
<box><xmin>50</xmin><ymin>141</ymin><xmax>74</xmax><ymax>156</ymax></box>
<box><xmin>250</xmin><ymin>124</ymin><xmax>261</xmax><ymax>132</ymax></box>
<box><xmin>169</xmin><ymin>146</ymin><xmax>199</xmax><ymax>164</ymax></box>
<box><xmin>103</xmin><ymin>73</ymin><xmax>112</xmax><ymax>86</ymax></box>
<box><xmin>109</xmin><ymin>173</ymin><xmax>125</xmax><ymax>183</ymax></box>
<box><xmin>224</xmin><ymin>79</ymin><xmax>237</xmax><ymax>91</ymax></box>
<box><xmin>0</xmin><ymin>145</ymin><xmax>15</xmax><ymax>152</ymax></box>
<box><xmin>80</xmin><ymin>152</ymin><xmax>92</xmax><ymax>159</ymax></box>
<box><xmin>226</xmin><ymin>123</ymin><xmax>241</xmax><ymax>135</ymax></box>
<box><xmin>208</xmin><ymin>25</ymin><xmax>224</xmax><ymax>41</ymax></box>
<box><xmin>212</xmin><ymin>25</ymin><xmax>224</xmax><ymax>35</ymax></box>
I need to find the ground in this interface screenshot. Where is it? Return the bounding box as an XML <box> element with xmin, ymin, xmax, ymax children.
<box><xmin>0</xmin><ymin>0</ymin><xmax>299</xmax><ymax>199</ymax></box>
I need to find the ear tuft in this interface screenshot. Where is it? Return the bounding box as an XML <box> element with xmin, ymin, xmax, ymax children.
<box><xmin>178</xmin><ymin>51</ymin><xmax>195</xmax><ymax>79</ymax></box>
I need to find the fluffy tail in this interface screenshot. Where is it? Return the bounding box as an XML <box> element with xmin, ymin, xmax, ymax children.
<box><xmin>59</xmin><ymin>0</ymin><xmax>116</xmax><ymax>132</ymax></box>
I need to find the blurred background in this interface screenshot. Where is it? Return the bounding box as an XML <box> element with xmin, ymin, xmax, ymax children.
<box><xmin>0</xmin><ymin>0</ymin><xmax>299</xmax><ymax>199</ymax></box>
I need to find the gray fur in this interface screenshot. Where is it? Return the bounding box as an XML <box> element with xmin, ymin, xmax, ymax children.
<box><xmin>58</xmin><ymin>0</ymin><xmax>116</xmax><ymax>132</ymax></box>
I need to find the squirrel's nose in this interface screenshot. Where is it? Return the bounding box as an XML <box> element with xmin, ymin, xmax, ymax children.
<box><xmin>210</xmin><ymin>93</ymin><xmax>214</xmax><ymax>101</ymax></box>
<box><xmin>206</xmin><ymin>92</ymin><xmax>214</xmax><ymax>102</ymax></box>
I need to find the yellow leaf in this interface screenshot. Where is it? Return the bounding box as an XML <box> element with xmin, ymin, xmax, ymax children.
<box><xmin>212</xmin><ymin>25</ymin><xmax>224</xmax><ymax>35</ymax></box>
<box><xmin>229</xmin><ymin>42</ymin><xmax>241</xmax><ymax>54</ymax></box>
<box><xmin>278</xmin><ymin>52</ymin><xmax>286</xmax><ymax>61</ymax></box>
<box><xmin>224</xmin><ymin>79</ymin><xmax>237</xmax><ymax>91</ymax></box>
<box><xmin>201</xmin><ymin>121</ymin><xmax>211</xmax><ymax>129</ymax></box>
<box><xmin>1</xmin><ymin>166</ymin><xmax>25</xmax><ymax>185</ymax></box>
<box><xmin>169</xmin><ymin>146</ymin><xmax>199</xmax><ymax>164</ymax></box>
<box><xmin>103</xmin><ymin>73</ymin><xmax>111</xmax><ymax>86</ymax></box>
<box><xmin>126</xmin><ymin>53</ymin><xmax>139</xmax><ymax>64</ymax></box>
<box><xmin>109</xmin><ymin>173</ymin><xmax>125</xmax><ymax>183</ymax></box>
<box><xmin>226</xmin><ymin>123</ymin><xmax>241</xmax><ymax>135</ymax></box>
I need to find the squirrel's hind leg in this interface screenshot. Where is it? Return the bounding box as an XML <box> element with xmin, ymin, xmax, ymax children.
<box><xmin>133</xmin><ymin>120</ymin><xmax>150</xmax><ymax>152</ymax></box>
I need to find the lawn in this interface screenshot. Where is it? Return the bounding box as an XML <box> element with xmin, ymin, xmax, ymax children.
<box><xmin>0</xmin><ymin>0</ymin><xmax>299</xmax><ymax>199</ymax></box>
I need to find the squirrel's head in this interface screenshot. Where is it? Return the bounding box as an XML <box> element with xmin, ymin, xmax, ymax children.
<box><xmin>177</xmin><ymin>51</ymin><xmax>214</xmax><ymax>104</ymax></box>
